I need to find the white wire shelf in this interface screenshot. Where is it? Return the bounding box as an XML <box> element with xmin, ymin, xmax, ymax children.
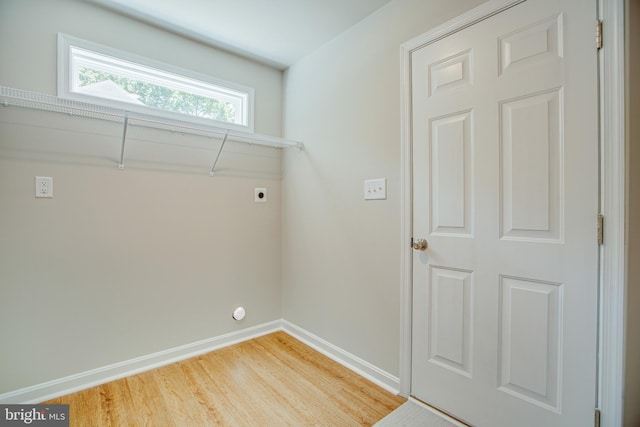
<box><xmin>0</xmin><ymin>86</ymin><xmax>302</xmax><ymax>175</ymax></box>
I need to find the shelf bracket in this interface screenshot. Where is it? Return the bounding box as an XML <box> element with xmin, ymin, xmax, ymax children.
<box><xmin>119</xmin><ymin>112</ymin><xmax>129</xmax><ymax>170</ymax></box>
<box><xmin>209</xmin><ymin>131</ymin><xmax>229</xmax><ymax>177</ymax></box>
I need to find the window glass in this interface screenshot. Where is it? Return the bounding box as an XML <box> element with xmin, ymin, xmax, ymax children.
<box><xmin>58</xmin><ymin>34</ymin><xmax>254</xmax><ymax>131</ymax></box>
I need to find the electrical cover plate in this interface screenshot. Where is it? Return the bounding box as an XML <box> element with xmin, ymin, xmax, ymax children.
<box><xmin>364</xmin><ymin>178</ymin><xmax>386</xmax><ymax>200</ymax></box>
<box><xmin>35</xmin><ymin>176</ymin><xmax>53</xmax><ymax>198</ymax></box>
<box><xmin>255</xmin><ymin>188</ymin><xmax>267</xmax><ymax>203</ymax></box>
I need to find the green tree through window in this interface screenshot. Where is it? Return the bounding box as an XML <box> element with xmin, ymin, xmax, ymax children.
<box><xmin>78</xmin><ymin>67</ymin><xmax>236</xmax><ymax>122</ymax></box>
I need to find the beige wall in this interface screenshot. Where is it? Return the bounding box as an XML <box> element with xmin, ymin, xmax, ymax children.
<box><xmin>281</xmin><ymin>0</ymin><xmax>486</xmax><ymax>377</ymax></box>
<box><xmin>625</xmin><ymin>0</ymin><xmax>640</xmax><ymax>425</ymax></box>
<box><xmin>0</xmin><ymin>0</ymin><xmax>284</xmax><ymax>394</ymax></box>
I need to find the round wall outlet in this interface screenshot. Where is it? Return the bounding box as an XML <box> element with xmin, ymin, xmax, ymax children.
<box><xmin>232</xmin><ymin>306</ymin><xmax>246</xmax><ymax>321</ymax></box>
<box><xmin>255</xmin><ymin>188</ymin><xmax>267</xmax><ymax>202</ymax></box>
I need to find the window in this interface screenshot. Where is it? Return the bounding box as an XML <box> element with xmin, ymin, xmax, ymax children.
<box><xmin>57</xmin><ymin>34</ymin><xmax>254</xmax><ymax>131</ymax></box>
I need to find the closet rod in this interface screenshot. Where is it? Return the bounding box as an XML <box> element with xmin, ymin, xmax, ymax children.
<box><xmin>0</xmin><ymin>86</ymin><xmax>302</xmax><ymax>150</ymax></box>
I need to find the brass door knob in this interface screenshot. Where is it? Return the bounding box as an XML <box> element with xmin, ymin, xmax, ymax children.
<box><xmin>412</xmin><ymin>238</ymin><xmax>428</xmax><ymax>251</ymax></box>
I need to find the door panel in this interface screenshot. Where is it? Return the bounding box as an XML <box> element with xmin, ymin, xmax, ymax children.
<box><xmin>430</xmin><ymin>110</ymin><xmax>473</xmax><ymax>236</ymax></box>
<box><xmin>410</xmin><ymin>1</ymin><xmax>598</xmax><ymax>426</ymax></box>
<box><xmin>498</xmin><ymin>276</ymin><xmax>562</xmax><ymax>410</ymax></box>
<box><xmin>428</xmin><ymin>266</ymin><xmax>473</xmax><ymax>377</ymax></box>
<box><xmin>500</xmin><ymin>89</ymin><xmax>562</xmax><ymax>241</ymax></box>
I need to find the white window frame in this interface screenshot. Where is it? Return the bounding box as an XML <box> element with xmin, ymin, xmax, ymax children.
<box><xmin>57</xmin><ymin>33</ymin><xmax>255</xmax><ymax>132</ymax></box>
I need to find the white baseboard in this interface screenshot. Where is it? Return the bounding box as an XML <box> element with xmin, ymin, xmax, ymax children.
<box><xmin>0</xmin><ymin>319</ymin><xmax>400</xmax><ymax>404</ymax></box>
<box><xmin>0</xmin><ymin>320</ymin><xmax>281</xmax><ymax>404</ymax></box>
<box><xmin>281</xmin><ymin>320</ymin><xmax>401</xmax><ymax>395</ymax></box>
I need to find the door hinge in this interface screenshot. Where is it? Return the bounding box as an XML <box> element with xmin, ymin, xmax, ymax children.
<box><xmin>596</xmin><ymin>20</ymin><xmax>603</xmax><ymax>50</ymax></box>
<box><xmin>597</xmin><ymin>214</ymin><xmax>604</xmax><ymax>245</ymax></box>
<box><xmin>595</xmin><ymin>408</ymin><xmax>601</xmax><ymax>427</ymax></box>
<box><xmin>410</xmin><ymin>237</ymin><xmax>414</xmax><ymax>248</ymax></box>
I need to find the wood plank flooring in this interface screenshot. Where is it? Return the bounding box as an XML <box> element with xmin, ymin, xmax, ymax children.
<box><xmin>44</xmin><ymin>331</ymin><xmax>405</xmax><ymax>426</ymax></box>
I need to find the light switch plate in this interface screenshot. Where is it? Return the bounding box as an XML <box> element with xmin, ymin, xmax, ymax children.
<box><xmin>35</xmin><ymin>176</ymin><xmax>53</xmax><ymax>198</ymax></box>
<box><xmin>364</xmin><ymin>178</ymin><xmax>386</xmax><ymax>200</ymax></box>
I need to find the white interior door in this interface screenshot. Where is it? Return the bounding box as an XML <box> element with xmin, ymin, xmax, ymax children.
<box><xmin>410</xmin><ymin>0</ymin><xmax>599</xmax><ymax>426</ymax></box>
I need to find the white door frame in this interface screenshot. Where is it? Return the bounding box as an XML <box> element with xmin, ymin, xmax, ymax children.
<box><xmin>398</xmin><ymin>0</ymin><xmax>626</xmax><ymax>425</ymax></box>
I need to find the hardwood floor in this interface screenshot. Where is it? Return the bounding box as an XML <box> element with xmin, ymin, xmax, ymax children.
<box><xmin>44</xmin><ymin>331</ymin><xmax>405</xmax><ymax>426</ymax></box>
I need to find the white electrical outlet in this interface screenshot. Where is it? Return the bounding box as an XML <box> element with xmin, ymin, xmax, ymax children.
<box><xmin>255</xmin><ymin>188</ymin><xmax>267</xmax><ymax>203</ymax></box>
<box><xmin>364</xmin><ymin>178</ymin><xmax>386</xmax><ymax>200</ymax></box>
<box><xmin>35</xmin><ymin>176</ymin><xmax>53</xmax><ymax>198</ymax></box>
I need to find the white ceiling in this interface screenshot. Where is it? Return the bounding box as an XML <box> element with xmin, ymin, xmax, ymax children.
<box><xmin>88</xmin><ymin>0</ymin><xmax>393</xmax><ymax>69</ymax></box>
